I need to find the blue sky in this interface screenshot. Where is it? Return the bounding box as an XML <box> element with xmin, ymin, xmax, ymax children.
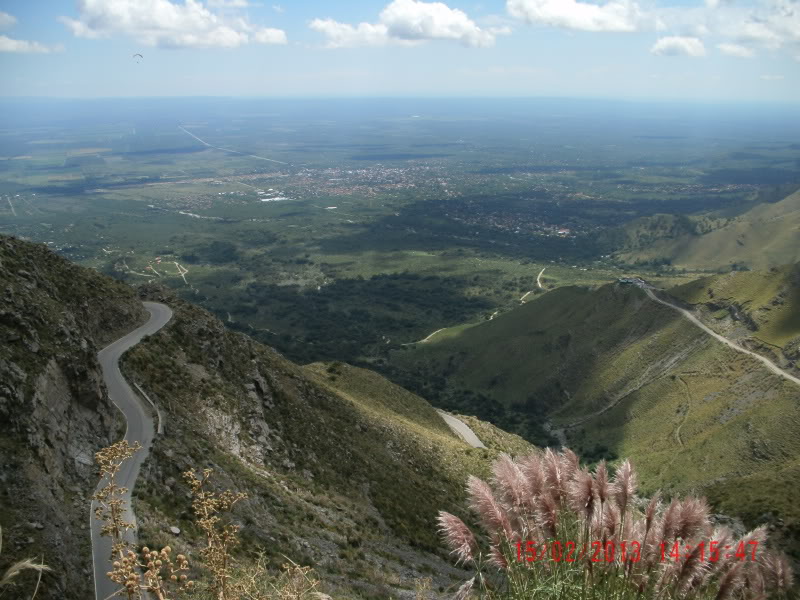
<box><xmin>0</xmin><ymin>0</ymin><xmax>797</xmax><ymax>101</ymax></box>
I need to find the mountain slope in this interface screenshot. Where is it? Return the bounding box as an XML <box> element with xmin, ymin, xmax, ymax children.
<box><xmin>387</xmin><ymin>284</ymin><xmax>695</xmax><ymax>443</ymax></box>
<box><xmin>0</xmin><ymin>235</ymin><xmax>147</xmax><ymax>599</ymax></box>
<box><xmin>0</xmin><ymin>234</ymin><xmax>533</xmax><ymax>599</ymax></box>
<box><xmin>387</xmin><ymin>279</ymin><xmax>800</xmax><ymax>559</ymax></box>
<box><xmin>118</xmin><ymin>283</ymin><xmax>533</xmax><ymax>598</ymax></box>
<box><xmin>668</xmin><ymin>264</ymin><xmax>800</xmax><ymax>372</ymax></box>
<box><xmin>614</xmin><ymin>187</ymin><xmax>800</xmax><ymax>270</ymax></box>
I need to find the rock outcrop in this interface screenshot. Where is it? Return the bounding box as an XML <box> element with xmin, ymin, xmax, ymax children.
<box><xmin>0</xmin><ymin>235</ymin><xmax>146</xmax><ymax>598</ymax></box>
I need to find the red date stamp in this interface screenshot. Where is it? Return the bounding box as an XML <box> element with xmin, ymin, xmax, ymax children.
<box><xmin>515</xmin><ymin>540</ymin><xmax>759</xmax><ymax>563</ymax></box>
<box><xmin>516</xmin><ymin>540</ymin><xmax>641</xmax><ymax>563</ymax></box>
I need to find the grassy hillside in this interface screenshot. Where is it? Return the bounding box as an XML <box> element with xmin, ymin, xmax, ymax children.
<box><xmin>304</xmin><ymin>361</ymin><xmax>456</xmax><ymax>439</ymax></box>
<box><xmin>613</xmin><ymin>187</ymin><xmax>800</xmax><ymax>270</ymax></box>
<box><xmin>386</xmin><ymin>284</ymin><xmax>696</xmax><ymax>445</ymax></box>
<box><xmin>0</xmin><ymin>234</ymin><xmax>533</xmax><ymax>599</ymax></box>
<box><xmin>122</xmin><ymin>284</ymin><xmax>533</xmax><ymax>599</ymax></box>
<box><xmin>669</xmin><ymin>265</ymin><xmax>800</xmax><ymax>371</ymax></box>
<box><xmin>386</xmin><ymin>280</ymin><xmax>800</xmax><ymax>560</ymax></box>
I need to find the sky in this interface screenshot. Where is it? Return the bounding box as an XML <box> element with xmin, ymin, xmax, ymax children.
<box><xmin>0</xmin><ymin>0</ymin><xmax>797</xmax><ymax>102</ymax></box>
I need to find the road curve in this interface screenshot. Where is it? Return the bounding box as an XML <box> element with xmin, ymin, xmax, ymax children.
<box><xmin>437</xmin><ymin>410</ymin><xmax>487</xmax><ymax>448</ymax></box>
<box><xmin>644</xmin><ymin>288</ymin><xmax>800</xmax><ymax>388</ymax></box>
<box><xmin>91</xmin><ymin>301</ymin><xmax>173</xmax><ymax>600</ymax></box>
<box><xmin>550</xmin><ymin>287</ymin><xmax>800</xmax><ymax>436</ymax></box>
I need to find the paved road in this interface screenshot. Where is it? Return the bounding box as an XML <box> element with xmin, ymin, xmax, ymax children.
<box><xmin>91</xmin><ymin>302</ymin><xmax>173</xmax><ymax>600</ymax></box>
<box><xmin>644</xmin><ymin>288</ymin><xmax>800</xmax><ymax>388</ymax></box>
<box><xmin>178</xmin><ymin>125</ymin><xmax>289</xmax><ymax>164</ymax></box>
<box><xmin>437</xmin><ymin>410</ymin><xmax>487</xmax><ymax>448</ymax></box>
<box><xmin>550</xmin><ymin>286</ymin><xmax>800</xmax><ymax>436</ymax></box>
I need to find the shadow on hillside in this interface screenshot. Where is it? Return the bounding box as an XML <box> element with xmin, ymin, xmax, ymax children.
<box><xmin>218</xmin><ymin>272</ymin><xmax>495</xmax><ymax>366</ymax></box>
<box><xmin>381</xmin><ymin>284</ymin><xmax>700</xmax><ymax>463</ymax></box>
<box><xmin>315</xmin><ymin>196</ymin><xmax>605</xmax><ymax>263</ymax></box>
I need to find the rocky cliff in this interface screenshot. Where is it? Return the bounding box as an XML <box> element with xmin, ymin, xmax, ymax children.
<box><xmin>0</xmin><ymin>235</ymin><xmax>146</xmax><ymax>598</ymax></box>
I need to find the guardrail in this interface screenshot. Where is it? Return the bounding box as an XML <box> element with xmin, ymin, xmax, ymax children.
<box><xmin>134</xmin><ymin>382</ymin><xmax>164</xmax><ymax>434</ymax></box>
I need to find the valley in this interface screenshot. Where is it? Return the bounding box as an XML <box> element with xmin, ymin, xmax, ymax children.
<box><xmin>1</xmin><ymin>97</ymin><xmax>799</xmax><ymax>597</ymax></box>
<box><xmin>2</xmin><ymin>99</ymin><xmax>799</xmax><ymax>369</ymax></box>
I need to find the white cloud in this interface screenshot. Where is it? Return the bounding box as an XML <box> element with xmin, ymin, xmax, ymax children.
<box><xmin>272</xmin><ymin>5</ymin><xmax>284</xmax><ymax>13</ymax></box>
<box><xmin>650</xmin><ymin>36</ymin><xmax>706</xmax><ymax>57</ymax></box>
<box><xmin>0</xmin><ymin>35</ymin><xmax>62</xmax><ymax>53</ymax></box>
<box><xmin>502</xmin><ymin>0</ymin><xmax>798</xmax><ymax>62</ymax></box>
<box><xmin>0</xmin><ymin>11</ymin><xmax>17</xmax><ymax>30</ymax></box>
<box><xmin>760</xmin><ymin>74</ymin><xmax>784</xmax><ymax>80</ymax></box>
<box><xmin>206</xmin><ymin>0</ymin><xmax>250</xmax><ymax>7</ymax></box>
<box><xmin>646</xmin><ymin>0</ymin><xmax>800</xmax><ymax>61</ymax></box>
<box><xmin>733</xmin><ymin>20</ymin><xmax>783</xmax><ymax>47</ymax></box>
<box><xmin>59</xmin><ymin>0</ymin><xmax>287</xmax><ymax>48</ymax></box>
<box><xmin>309</xmin><ymin>19</ymin><xmax>393</xmax><ymax>47</ymax></box>
<box><xmin>506</xmin><ymin>0</ymin><xmax>646</xmax><ymax>33</ymax></box>
<box><xmin>381</xmin><ymin>0</ymin><xmax>496</xmax><ymax>46</ymax></box>
<box><xmin>716</xmin><ymin>0</ymin><xmax>800</xmax><ymax>50</ymax></box>
<box><xmin>310</xmin><ymin>0</ymin><xmax>500</xmax><ymax>48</ymax></box>
<box><xmin>717</xmin><ymin>42</ymin><xmax>755</xmax><ymax>57</ymax></box>
<box><xmin>253</xmin><ymin>27</ymin><xmax>287</xmax><ymax>44</ymax></box>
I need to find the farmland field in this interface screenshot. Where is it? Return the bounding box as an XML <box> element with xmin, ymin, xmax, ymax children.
<box><xmin>1</xmin><ymin>97</ymin><xmax>799</xmax><ymax>364</ymax></box>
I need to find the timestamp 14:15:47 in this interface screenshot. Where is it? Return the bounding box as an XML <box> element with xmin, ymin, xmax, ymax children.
<box><xmin>661</xmin><ymin>540</ymin><xmax>759</xmax><ymax>563</ymax></box>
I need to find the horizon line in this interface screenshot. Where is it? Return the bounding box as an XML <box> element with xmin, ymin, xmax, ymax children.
<box><xmin>0</xmin><ymin>95</ymin><xmax>798</xmax><ymax>107</ymax></box>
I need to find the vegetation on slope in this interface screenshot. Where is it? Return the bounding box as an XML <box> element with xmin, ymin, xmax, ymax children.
<box><xmin>387</xmin><ymin>280</ymin><xmax>800</xmax><ymax>563</ymax></box>
<box><xmin>121</xmin><ymin>283</ymin><xmax>533</xmax><ymax>598</ymax></box>
<box><xmin>93</xmin><ymin>439</ymin><xmax>321</xmax><ymax>600</ymax></box>
<box><xmin>440</xmin><ymin>449</ymin><xmax>795</xmax><ymax>599</ymax></box>
<box><xmin>386</xmin><ymin>284</ymin><xmax>686</xmax><ymax>448</ymax></box>
<box><xmin>669</xmin><ymin>265</ymin><xmax>800</xmax><ymax>373</ymax></box>
<box><xmin>0</xmin><ymin>235</ymin><xmax>531</xmax><ymax>598</ymax></box>
<box><xmin>611</xmin><ymin>187</ymin><xmax>800</xmax><ymax>271</ymax></box>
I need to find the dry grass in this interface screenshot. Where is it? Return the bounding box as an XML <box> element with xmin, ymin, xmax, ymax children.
<box><xmin>93</xmin><ymin>441</ymin><xmax>320</xmax><ymax>600</ymax></box>
<box><xmin>439</xmin><ymin>448</ymin><xmax>795</xmax><ymax>599</ymax></box>
<box><xmin>0</xmin><ymin>526</ymin><xmax>52</xmax><ymax>599</ymax></box>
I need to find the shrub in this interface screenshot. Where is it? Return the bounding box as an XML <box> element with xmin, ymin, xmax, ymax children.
<box><xmin>438</xmin><ymin>448</ymin><xmax>794</xmax><ymax>599</ymax></box>
<box><xmin>93</xmin><ymin>440</ymin><xmax>320</xmax><ymax>600</ymax></box>
<box><xmin>0</xmin><ymin>526</ymin><xmax>51</xmax><ymax>599</ymax></box>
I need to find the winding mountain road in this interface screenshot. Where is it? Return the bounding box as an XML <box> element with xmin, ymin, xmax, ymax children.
<box><xmin>437</xmin><ymin>410</ymin><xmax>486</xmax><ymax>448</ymax></box>
<box><xmin>549</xmin><ymin>286</ymin><xmax>800</xmax><ymax>439</ymax></box>
<box><xmin>644</xmin><ymin>288</ymin><xmax>800</xmax><ymax>388</ymax></box>
<box><xmin>91</xmin><ymin>302</ymin><xmax>172</xmax><ymax>600</ymax></box>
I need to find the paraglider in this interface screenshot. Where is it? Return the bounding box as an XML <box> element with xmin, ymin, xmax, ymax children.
<box><xmin>133</xmin><ymin>53</ymin><xmax>143</xmax><ymax>63</ymax></box>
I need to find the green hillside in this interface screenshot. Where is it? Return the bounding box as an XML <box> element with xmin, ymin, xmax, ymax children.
<box><xmin>614</xmin><ymin>187</ymin><xmax>800</xmax><ymax>270</ymax></box>
<box><xmin>387</xmin><ymin>284</ymin><xmax>697</xmax><ymax>443</ymax></box>
<box><xmin>0</xmin><ymin>234</ymin><xmax>533</xmax><ymax>599</ymax></box>
<box><xmin>669</xmin><ymin>264</ymin><xmax>800</xmax><ymax>370</ymax></box>
<box><xmin>387</xmin><ymin>279</ymin><xmax>800</xmax><ymax>559</ymax></box>
<box><xmin>305</xmin><ymin>361</ymin><xmax>457</xmax><ymax>439</ymax></box>
<box><xmin>122</xmin><ymin>283</ymin><xmax>533</xmax><ymax>598</ymax></box>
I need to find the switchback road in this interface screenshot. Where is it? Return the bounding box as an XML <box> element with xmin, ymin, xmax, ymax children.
<box><xmin>644</xmin><ymin>288</ymin><xmax>800</xmax><ymax>388</ymax></box>
<box><xmin>91</xmin><ymin>302</ymin><xmax>172</xmax><ymax>600</ymax></box>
